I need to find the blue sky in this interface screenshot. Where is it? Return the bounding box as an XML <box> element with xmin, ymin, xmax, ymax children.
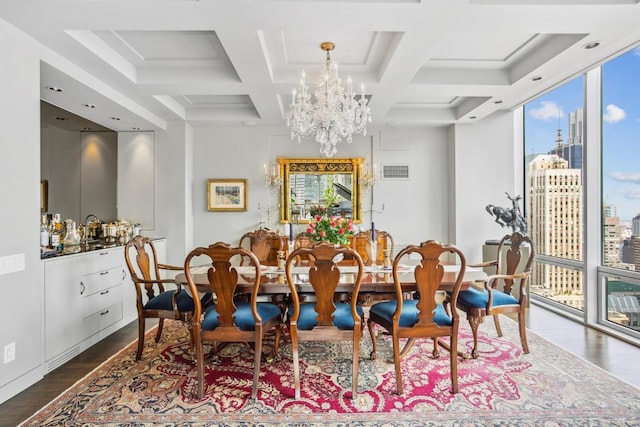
<box><xmin>524</xmin><ymin>47</ymin><xmax>640</xmax><ymax>221</ymax></box>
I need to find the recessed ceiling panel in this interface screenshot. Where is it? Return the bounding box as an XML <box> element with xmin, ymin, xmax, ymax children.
<box><xmin>180</xmin><ymin>94</ymin><xmax>252</xmax><ymax>107</ymax></box>
<box><xmin>103</xmin><ymin>30</ymin><xmax>222</xmax><ymax>62</ymax></box>
<box><xmin>430</xmin><ymin>32</ymin><xmax>535</xmax><ymax>63</ymax></box>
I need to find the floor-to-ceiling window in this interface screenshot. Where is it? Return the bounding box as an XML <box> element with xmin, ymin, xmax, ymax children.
<box><xmin>524</xmin><ymin>76</ymin><xmax>585</xmax><ymax>312</ymax></box>
<box><xmin>524</xmin><ymin>44</ymin><xmax>640</xmax><ymax>341</ymax></box>
<box><xmin>601</xmin><ymin>47</ymin><xmax>640</xmax><ymax>333</ymax></box>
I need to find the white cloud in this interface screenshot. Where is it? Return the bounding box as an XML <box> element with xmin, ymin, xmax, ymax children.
<box><xmin>610</xmin><ymin>172</ymin><xmax>640</xmax><ymax>183</ymax></box>
<box><xmin>603</xmin><ymin>104</ymin><xmax>626</xmax><ymax>123</ymax></box>
<box><xmin>529</xmin><ymin>101</ymin><xmax>564</xmax><ymax>121</ymax></box>
<box><xmin>616</xmin><ymin>188</ymin><xmax>640</xmax><ymax>200</ymax></box>
<box><xmin>633</xmin><ymin>47</ymin><xmax>640</xmax><ymax>57</ymax></box>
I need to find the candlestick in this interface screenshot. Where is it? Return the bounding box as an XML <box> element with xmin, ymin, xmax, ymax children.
<box><xmin>371</xmin><ymin>222</ymin><xmax>375</xmax><ymax>241</ymax></box>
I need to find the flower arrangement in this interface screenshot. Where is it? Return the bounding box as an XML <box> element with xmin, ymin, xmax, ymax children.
<box><xmin>309</xmin><ymin>205</ymin><xmax>328</xmax><ymax>218</ymax></box>
<box><xmin>306</xmin><ymin>215</ymin><xmax>354</xmax><ymax>245</ymax></box>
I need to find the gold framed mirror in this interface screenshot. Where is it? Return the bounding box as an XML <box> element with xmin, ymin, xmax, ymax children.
<box><xmin>279</xmin><ymin>158</ymin><xmax>364</xmax><ymax>224</ymax></box>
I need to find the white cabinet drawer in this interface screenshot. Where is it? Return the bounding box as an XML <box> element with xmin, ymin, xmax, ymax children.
<box><xmin>80</xmin><ymin>249</ymin><xmax>121</xmax><ymax>275</ymax></box>
<box><xmin>83</xmin><ymin>284</ymin><xmax>123</xmax><ymax>318</ymax></box>
<box><xmin>83</xmin><ymin>303</ymin><xmax>123</xmax><ymax>339</ymax></box>
<box><xmin>82</xmin><ymin>267</ymin><xmax>123</xmax><ymax>296</ymax></box>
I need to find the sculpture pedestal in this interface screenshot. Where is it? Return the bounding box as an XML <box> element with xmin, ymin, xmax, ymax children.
<box><xmin>482</xmin><ymin>244</ymin><xmax>531</xmax><ymax>308</ymax></box>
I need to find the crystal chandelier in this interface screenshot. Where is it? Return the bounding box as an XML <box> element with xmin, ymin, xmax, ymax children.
<box><xmin>286</xmin><ymin>42</ymin><xmax>371</xmax><ymax>158</ymax></box>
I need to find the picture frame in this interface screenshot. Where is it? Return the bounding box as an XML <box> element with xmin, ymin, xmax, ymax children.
<box><xmin>207</xmin><ymin>178</ymin><xmax>247</xmax><ymax>212</ymax></box>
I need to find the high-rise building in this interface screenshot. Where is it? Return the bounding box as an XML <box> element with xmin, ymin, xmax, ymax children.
<box><xmin>547</xmin><ymin>108</ymin><xmax>583</xmax><ymax>170</ymax></box>
<box><xmin>633</xmin><ymin>213</ymin><xmax>640</xmax><ymax>236</ymax></box>
<box><xmin>528</xmin><ymin>154</ymin><xmax>584</xmax><ymax>309</ymax></box>
<box><xmin>603</xmin><ymin>215</ymin><xmax>623</xmax><ymax>267</ymax></box>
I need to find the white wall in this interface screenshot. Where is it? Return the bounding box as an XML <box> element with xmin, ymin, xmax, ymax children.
<box><xmin>191</xmin><ymin>126</ymin><xmax>454</xmax><ymax>253</ymax></box>
<box><xmin>453</xmin><ymin>111</ymin><xmax>519</xmax><ymax>262</ymax></box>
<box><xmin>0</xmin><ymin>17</ymin><xmax>45</xmax><ymax>403</ymax></box>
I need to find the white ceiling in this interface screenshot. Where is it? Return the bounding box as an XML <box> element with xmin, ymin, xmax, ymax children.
<box><xmin>3</xmin><ymin>0</ymin><xmax>640</xmax><ymax>132</ymax></box>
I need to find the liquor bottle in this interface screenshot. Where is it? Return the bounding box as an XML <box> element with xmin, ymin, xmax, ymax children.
<box><xmin>50</xmin><ymin>213</ymin><xmax>63</xmax><ymax>251</ymax></box>
<box><xmin>40</xmin><ymin>214</ymin><xmax>50</xmax><ymax>248</ymax></box>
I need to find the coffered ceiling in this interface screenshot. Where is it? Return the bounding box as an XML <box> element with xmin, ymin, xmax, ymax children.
<box><xmin>2</xmin><ymin>0</ymin><xmax>640</xmax><ymax>132</ymax></box>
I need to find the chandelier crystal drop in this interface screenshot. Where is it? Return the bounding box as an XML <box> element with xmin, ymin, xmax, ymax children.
<box><xmin>286</xmin><ymin>42</ymin><xmax>371</xmax><ymax>158</ymax></box>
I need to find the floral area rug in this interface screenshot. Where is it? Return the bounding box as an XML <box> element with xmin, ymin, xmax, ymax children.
<box><xmin>21</xmin><ymin>317</ymin><xmax>640</xmax><ymax>426</ymax></box>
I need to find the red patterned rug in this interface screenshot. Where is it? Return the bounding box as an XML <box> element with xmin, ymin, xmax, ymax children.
<box><xmin>21</xmin><ymin>318</ymin><xmax>640</xmax><ymax>426</ymax></box>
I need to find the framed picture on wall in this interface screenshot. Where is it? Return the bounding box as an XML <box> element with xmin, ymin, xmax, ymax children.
<box><xmin>207</xmin><ymin>179</ymin><xmax>247</xmax><ymax>212</ymax></box>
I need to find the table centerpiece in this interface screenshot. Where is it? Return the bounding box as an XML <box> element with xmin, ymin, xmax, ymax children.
<box><xmin>305</xmin><ymin>215</ymin><xmax>354</xmax><ymax>245</ymax></box>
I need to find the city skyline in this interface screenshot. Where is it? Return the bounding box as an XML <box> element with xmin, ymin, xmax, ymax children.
<box><xmin>524</xmin><ymin>47</ymin><xmax>640</xmax><ymax>221</ymax></box>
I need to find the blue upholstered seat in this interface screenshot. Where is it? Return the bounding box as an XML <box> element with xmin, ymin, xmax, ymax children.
<box><xmin>369</xmin><ymin>299</ymin><xmax>452</xmax><ymax>328</ymax></box>
<box><xmin>288</xmin><ymin>303</ymin><xmax>365</xmax><ymax>330</ymax></box>
<box><xmin>202</xmin><ymin>302</ymin><xmax>282</xmax><ymax>331</ymax></box>
<box><xmin>456</xmin><ymin>286</ymin><xmax>518</xmax><ymax>309</ymax></box>
<box><xmin>144</xmin><ymin>290</ymin><xmax>211</xmax><ymax>312</ymax></box>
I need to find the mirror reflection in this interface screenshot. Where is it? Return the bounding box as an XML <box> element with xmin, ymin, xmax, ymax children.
<box><xmin>279</xmin><ymin>158</ymin><xmax>363</xmax><ymax>224</ymax></box>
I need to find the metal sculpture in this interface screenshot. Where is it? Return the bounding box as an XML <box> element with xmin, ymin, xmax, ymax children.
<box><xmin>486</xmin><ymin>192</ymin><xmax>527</xmax><ymax>233</ymax></box>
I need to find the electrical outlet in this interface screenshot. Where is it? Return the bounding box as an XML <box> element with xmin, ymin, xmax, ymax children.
<box><xmin>4</xmin><ymin>342</ymin><xmax>15</xmax><ymax>364</ymax></box>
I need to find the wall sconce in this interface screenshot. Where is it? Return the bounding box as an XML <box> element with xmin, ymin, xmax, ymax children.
<box><xmin>360</xmin><ymin>163</ymin><xmax>377</xmax><ymax>190</ymax></box>
<box><xmin>264</xmin><ymin>161</ymin><xmax>282</xmax><ymax>189</ymax></box>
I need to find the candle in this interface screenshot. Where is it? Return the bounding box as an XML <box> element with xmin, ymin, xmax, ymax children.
<box><xmin>371</xmin><ymin>222</ymin><xmax>375</xmax><ymax>241</ymax></box>
<box><xmin>263</xmin><ymin>163</ymin><xmax>267</xmax><ymax>175</ymax></box>
<box><xmin>289</xmin><ymin>222</ymin><xmax>294</xmax><ymax>242</ymax></box>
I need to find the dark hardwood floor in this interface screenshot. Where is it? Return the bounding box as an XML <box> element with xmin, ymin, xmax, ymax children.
<box><xmin>1</xmin><ymin>305</ymin><xmax>639</xmax><ymax>427</ymax></box>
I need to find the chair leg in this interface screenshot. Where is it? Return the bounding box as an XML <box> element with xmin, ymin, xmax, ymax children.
<box><xmin>352</xmin><ymin>330</ymin><xmax>360</xmax><ymax>398</ymax></box>
<box><xmin>367</xmin><ymin>320</ymin><xmax>378</xmax><ymax>360</ymax></box>
<box><xmin>155</xmin><ymin>318</ymin><xmax>164</xmax><ymax>343</ymax></box>
<box><xmin>136</xmin><ymin>316</ymin><xmax>145</xmax><ymax>360</ymax></box>
<box><xmin>468</xmin><ymin>315</ymin><xmax>482</xmax><ymax>359</ymax></box>
<box><xmin>399</xmin><ymin>337</ymin><xmax>417</xmax><ymax>358</ymax></box>
<box><xmin>290</xmin><ymin>327</ymin><xmax>301</xmax><ymax>399</ymax></box>
<box><xmin>252</xmin><ymin>336</ymin><xmax>263</xmax><ymax>400</ymax></box>
<box><xmin>450</xmin><ymin>328</ymin><xmax>459</xmax><ymax>393</ymax></box>
<box><xmin>493</xmin><ymin>314</ymin><xmax>503</xmax><ymax>337</ymax></box>
<box><xmin>273</xmin><ymin>324</ymin><xmax>282</xmax><ymax>357</ymax></box>
<box><xmin>432</xmin><ymin>338</ymin><xmax>440</xmax><ymax>359</ymax></box>
<box><xmin>194</xmin><ymin>331</ymin><xmax>205</xmax><ymax>399</ymax></box>
<box><xmin>518</xmin><ymin>311</ymin><xmax>529</xmax><ymax>354</ymax></box>
<box><xmin>392</xmin><ymin>334</ymin><xmax>403</xmax><ymax>394</ymax></box>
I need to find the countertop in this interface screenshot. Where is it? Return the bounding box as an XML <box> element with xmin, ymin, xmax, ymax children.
<box><xmin>40</xmin><ymin>236</ymin><xmax>165</xmax><ymax>260</ymax></box>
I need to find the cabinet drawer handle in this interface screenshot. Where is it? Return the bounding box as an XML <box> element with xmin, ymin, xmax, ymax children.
<box><xmin>100</xmin><ymin>310</ymin><xmax>110</xmax><ymax>316</ymax></box>
<box><xmin>99</xmin><ymin>251</ymin><xmax>109</xmax><ymax>256</ymax></box>
<box><xmin>100</xmin><ymin>271</ymin><xmax>109</xmax><ymax>276</ymax></box>
<box><xmin>80</xmin><ymin>281</ymin><xmax>85</xmax><ymax>295</ymax></box>
<box><xmin>100</xmin><ymin>289</ymin><xmax>109</xmax><ymax>295</ymax></box>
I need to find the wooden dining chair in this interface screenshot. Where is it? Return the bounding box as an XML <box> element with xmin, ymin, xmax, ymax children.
<box><xmin>238</xmin><ymin>228</ymin><xmax>287</xmax><ymax>266</ymax></box>
<box><xmin>454</xmin><ymin>231</ymin><xmax>535</xmax><ymax>359</ymax></box>
<box><xmin>124</xmin><ymin>236</ymin><xmax>212</xmax><ymax>360</ymax></box>
<box><xmin>349</xmin><ymin>231</ymin><xmax>374</xmax><ymax>265</ymax></box>
<box><xmin>367</xmin><ymin>240</ymin><xmax>466</xmax><ymax>394</ymax></box>
<box><xmin>365</xmin><ymin>229</ymin><xmax>395</xmax><ymax>265</ymax></box>
<box><xmin>291</xmin><ymin>232</ymin><xmax>313</xmax><ymax>265</ymax></box>
<box><xmin>183</xmin><ymin>242</ymin><xmax>283</xmax><ymax>399</ymax></box>
<box><xmin>285</xmin><ymin>242</ymin><xmax>365</xmax><ymax>399</ymax></box>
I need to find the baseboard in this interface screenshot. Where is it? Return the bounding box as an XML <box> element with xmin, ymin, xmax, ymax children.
<box><xmin>0</xmin><ymin>364</ymin><xmax>43</xmax><ymax>405</ymax></box>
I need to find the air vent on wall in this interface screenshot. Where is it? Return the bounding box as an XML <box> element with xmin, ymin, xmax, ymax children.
<box><xmin>382</xmin><ymin>164</ymin><xmax>410</xmax><ymax>180</ymax></box>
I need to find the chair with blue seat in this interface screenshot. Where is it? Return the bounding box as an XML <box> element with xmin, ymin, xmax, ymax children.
<box><xmin>455</xmin><ymin>231</ymin><xmax>535</xmax><ymax>359</ymax></box>
<box><xmin>124</xmin><ymin>235</ymin><xmax>212</xmax><ymax>360</ymax></box>
<box><xmin>285</xmin><ymin>242</ymin><xmax>365</xmax><ymax>399</ymax></box>
<box><xmin>183</xmin><ymin>242</ymin><xmax>283</xmax><ymax>399</ymax></box>
<box><xmin>367</xmin><ymin>240</ymin><xmax>466</xmax><ymax>394</ymax></box>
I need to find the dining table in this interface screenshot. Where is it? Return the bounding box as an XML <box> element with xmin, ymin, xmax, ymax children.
<box><xmin>175</xmin><ymin>262</ymin><xmax>486</xmax><ymax>359</ymax></box>
<box><xmin>175</xmin><ymin>262</ymin><xmax>488</xmax><ymax>296</ymax></box>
